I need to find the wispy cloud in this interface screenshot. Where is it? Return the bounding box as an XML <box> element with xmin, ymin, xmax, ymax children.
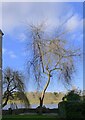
<box><xmin>2</xmin><ymin>48</ymin><xmax>17</xmax><ymax>59</ymax></box>
<box><xmin>2</xmin><ymin>2</ymin><xmax>83</xmax><ymax>41</ymax></box>
<box><xmin>2</xmin><ymin>3</ymin><xmax>72</xmax><ymax>33</ymax></box>
<box><xmin>8</xmin><ymin>51</ymin><xmax>17</xmax><ymax>58</ymax></box>
<box><xmin>17</xmin><ymin>33</ymin><xmax>27</xmax><ymax>42</ymax></box>
<box><xmin>65</xmin><ymin>14</ymin><xmax>83</xmax><ymax>31</ymax></box>
<box><xmin>2</xmin><ymin>48</ymin><xmax>7</xmax><ymax>54</ymax></box>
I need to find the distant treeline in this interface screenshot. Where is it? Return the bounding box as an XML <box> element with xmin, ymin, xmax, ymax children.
<box><xmin>11</xmin><ymin>92</ymin><xmax>65</xmax><ymax>104</ymax></box>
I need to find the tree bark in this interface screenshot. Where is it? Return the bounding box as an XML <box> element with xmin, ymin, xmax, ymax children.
<box><xmin>39</xmin><ymin>73</ymin><xmax>51</xmax><ymax>107</ymax></box>
<box><xmin>2</xmin><ymin>94</ymin><xmax>9</xmax><ymax>108</ymax></box>
<box><xmin>39</xmin><ymin>97</ymin><xmax>43</xmax><ymax>107</ymax></box>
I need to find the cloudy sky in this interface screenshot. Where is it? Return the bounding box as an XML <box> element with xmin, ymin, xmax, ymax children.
<box><xmin>0</xmin><ymin>2</ymin><xmax>83</xmax><ymax>92</ymax></box>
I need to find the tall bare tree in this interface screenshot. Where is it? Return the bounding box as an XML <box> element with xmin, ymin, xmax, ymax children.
<box><xmin>2</xmin><ymin>67</ymin><xmax>30</xmax><ymax>108</ymax></box>
<box><xmin>27</xmin><ymin>22</ymin><xmax>80</xmax><ymax>107</ymax></box>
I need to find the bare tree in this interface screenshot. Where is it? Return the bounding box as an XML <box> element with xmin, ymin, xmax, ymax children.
<box><xmin>27</xmin><ymin>22</ymin><xmax>81</xmax><ymax>107</ymax></box>
<box><xmin>2</xmin><ymin>67</ymin><xmax>30</xmax><ymax>108</ymax></box>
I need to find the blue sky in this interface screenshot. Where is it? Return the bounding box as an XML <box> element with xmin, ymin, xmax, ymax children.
<box><xmin>1</xmin><ymin>2</ymin><xmax>83</xmax><ymax>92</ymax></box>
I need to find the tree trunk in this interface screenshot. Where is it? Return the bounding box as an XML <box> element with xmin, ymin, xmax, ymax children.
<box><xmin>2</xmin><ymin>95</ymin><xmax>9</xmax><ymax>108</ymax></box>
<box><xmin>39</xmin><ymin>97</ymin><xmax>43</xmax><ymax>107</ymax></box>
<box><xmin>39</xmin><ymin>73</ymin><xmax>51</xmax><ymax>107</ymax></box>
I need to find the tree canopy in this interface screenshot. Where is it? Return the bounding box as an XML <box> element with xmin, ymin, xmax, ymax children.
<box><xmin>2</xmin><ymin>67</ymin><xmax>30</xmax><ymax>108</ymax></box>
<box><xmin>27</xmin><ymin>22</ymin><xmax>80</xmax><ymax>107</ymax></box>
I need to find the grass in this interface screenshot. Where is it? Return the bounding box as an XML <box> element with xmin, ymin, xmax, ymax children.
<box><xmin>2</xmin><ymin>114</ymin><xmax>60</xmax><ymax>120</ymax></box>
<box><xmin>2</xmin><ymin>114</ymin><xmax>84</xmax><ymax>120</ymax></box>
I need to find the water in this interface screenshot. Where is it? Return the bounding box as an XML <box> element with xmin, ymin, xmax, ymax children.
<box><xmin>30</xmin><ymin>104</ymin><xmax>58</xmax><ymax>109</ymax></box>
<box><xmin>3</xmin><ymin>103</ymin><xmax>58</xmax><ymax>110</ymax></box>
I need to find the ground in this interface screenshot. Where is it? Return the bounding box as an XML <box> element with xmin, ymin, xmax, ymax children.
<box><xmin>2</xmin><ymin>114</ymin><xmax>59</xmax><ymax>120</ymax></box>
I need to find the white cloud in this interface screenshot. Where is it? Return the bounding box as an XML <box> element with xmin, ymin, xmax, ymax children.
<box><xmin>17</xmin><ymin>33</ymin><xmax>27</xmax><ymax>42</ymax></box>
<box><xmin>2</xmin><ymin>48</ymin><xmax>17</xmax><ymax>58</ymax></box>
<box><xmin>2</xmin><ymin>2</ymin><xmax>72</xmax><ymax>33</ymax></box>
<box><xmin>2</xmin><ymin>48</ymin><xmax>7</xmax><ymax>54</ymax></box>
<box><xmin>2</xmin><ymin>2</ymin><xmax>83</xmax><ymax>40</ymax></box>
<box><xmin>8</xmin><ymin>51</ymin><xmax>17</xmax><ymax>58</ymax></box>
<box><xmin>2</xmin><ymin>2</ymin><xmax>33</xmax><ymax>32</ymax></box>
<box><xmin>65</xmin><ymin>14</ymin><xmax>83</xmax><ymax>31</ymax></box>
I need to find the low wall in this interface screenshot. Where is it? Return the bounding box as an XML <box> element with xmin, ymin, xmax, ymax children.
<box><xmin>2</xmin><ymin>108</ymin><xmax>58</xmax><ymax>115</ymax></box>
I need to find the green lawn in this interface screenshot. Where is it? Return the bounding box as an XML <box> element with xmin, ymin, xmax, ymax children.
<box><xmin>2</xmin><ymin>114</ymin><xmax>84</xmax><ymax>120</ymax></box>
<box><xmin>2</xmin><ymin>114</ymin><xmax>64</xmax><ymax>120</ymax></box>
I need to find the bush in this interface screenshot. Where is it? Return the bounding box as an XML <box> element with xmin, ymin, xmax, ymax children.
<box><xmin>58</xmin><ymin>101</ymin><xmax>84</xmax><ymax>118</ymax></box>
<box><xmin>36</xmin><ymin>106</ymin><xmax>49</xmax><ymax>114</ymax></box>
<box><xmin>62</xmin><ymin>90</ymin><xmax>81</xmax><ymax>102</ymax></box>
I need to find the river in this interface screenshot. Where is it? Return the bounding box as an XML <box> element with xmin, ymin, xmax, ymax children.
<box><xmin>3</xmin><ymin>103</ymin><xmax>58</xmax><ymax>110</ymax></box>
